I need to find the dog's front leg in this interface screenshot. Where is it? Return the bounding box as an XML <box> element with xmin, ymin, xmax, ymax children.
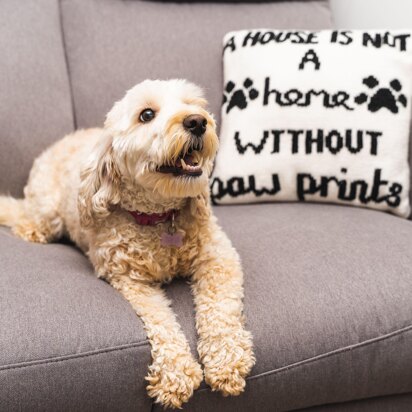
<box><xmin>191</xmin><ymin>231</ymin><xmax>255</xmax><ymax>396</ymax></box>
<box><xmin>110</xmin><ymin>276</ymin><xmax>202</xmax><ymax>409</ymax></box>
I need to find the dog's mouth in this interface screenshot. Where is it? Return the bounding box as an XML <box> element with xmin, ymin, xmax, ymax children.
<box><xmin>158</xmin><ymin>149</ymin><xmax>203</xmax><ymax>177</ymax></box>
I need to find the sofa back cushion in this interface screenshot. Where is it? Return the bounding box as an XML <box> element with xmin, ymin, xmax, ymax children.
<box><xmin>0</xmin><ymin>0</ymin><xmax>332</xmax><ymax>197</ymax></box>
<box><xmin>0</xmin><ymin>0</ymin><xmax>74</xmax><ymax>197</ymax></box>
<box><xmin>61</xmin><ymin>0</ymin><xmax>332</xmax><ymax>129</ymax></box>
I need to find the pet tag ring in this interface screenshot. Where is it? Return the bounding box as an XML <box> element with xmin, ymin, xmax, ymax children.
<box><xmin>160</xmin><ymin>211</ymin><xmax>183</xmax><ymax>247</ymax></box>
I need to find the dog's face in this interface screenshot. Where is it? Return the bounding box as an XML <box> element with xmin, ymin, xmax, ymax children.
<box><xmin>104</xmin><ymin>79</ymin><xmax>219</xmax><ymax>199</ymax></box>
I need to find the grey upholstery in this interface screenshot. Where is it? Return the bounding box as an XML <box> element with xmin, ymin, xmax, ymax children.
<box><xmin>0</xmin><ymin>227</ymin><xmax>152</xmax><ymax>411</ymax></box>
<box><xmin>60</xmin><ymin>0</ymin><xmax>331</xmax><ymax>128</ymax></box>
<box><xmin>1</xmin><ymin>0</ymin><xmax>412</xmax><ymax>411</ymax></box>
<box><xmin>0</xmin><ymin>0</ymin><xmax>74</xmax><ymax>197</ymax></box>
<box><xmin>300</xmin><ymin>393</ymin><xmax>412</xmax><ymax>411</ymax></box>
<box><xmin>2</xmin><ymin>204</ymin><xmax>412</xmax><ymax>411</ymax></box>
<box><xmin>159</xmin><ymin>204</ymin><xmax>412</xmax><ymax>410</ymax></box>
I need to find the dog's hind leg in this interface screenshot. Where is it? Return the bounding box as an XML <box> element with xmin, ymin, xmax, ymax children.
<box><xmin>11</xmin><ymin>204</ymin><xmax>63</xmax><ymax>244</ymax></box>
<box><xmin>0</xmin><ymin>153</ymin><xmax>64</xmax><ymax>244</ymax></box>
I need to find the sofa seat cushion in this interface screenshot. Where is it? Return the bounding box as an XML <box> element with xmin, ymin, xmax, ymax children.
<box><xmin>158</xmin><ymin>203</ymin><xmax>412</xmax><ymax>411</ymax></box>
<box><xmin>0</xmin><ymin>227</ymin><xmax>152</xmax><ymax>411</ymax></box>
<box><xmin>299</xmin><ymin>393</ymin><xmax>412</xmax><ymax>411</ymax></box>
<box><xmin>2</xmin><ymin>203</ymin><xmax>412</xmax><ymax>411</ymax></box>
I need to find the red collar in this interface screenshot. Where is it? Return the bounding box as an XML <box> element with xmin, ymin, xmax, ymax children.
<box><xmin>128</xmin><ymin>209</ymin><xmax>178</xmax><ymax>226</ymax></box>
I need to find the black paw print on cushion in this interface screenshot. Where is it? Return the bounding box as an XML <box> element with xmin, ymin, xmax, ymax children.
<box><xmin>223</xmin><ymin>78</ymin><xmax>259</xmax><ymax>113</ymax></box>
<box><xmin>355</xmin><ymin>75</ymin><xmax>408</xmax><ymax>114</ymax></box>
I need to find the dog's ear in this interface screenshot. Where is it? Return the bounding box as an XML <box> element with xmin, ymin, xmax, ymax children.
<box><xmin>78</xmin><ymin>133</ymin><xmax>121</xmax><ymax>229</ymax></box>
<box><xmin>104</xmin><ymin>96</ymin><xmax>134</xmax><ymax>133</ymax></box>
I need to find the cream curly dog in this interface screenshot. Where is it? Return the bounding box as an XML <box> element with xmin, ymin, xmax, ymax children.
<box><xmin>0</xmin><ymin>79</ymin><xmax>255</xmax><ymax>409</ymax></box>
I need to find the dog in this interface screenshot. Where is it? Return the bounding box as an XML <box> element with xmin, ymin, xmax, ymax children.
<box><xmin>0</xmin><ymin>79</ymin><xmax>255</xmax><ymax>408</ymax></box>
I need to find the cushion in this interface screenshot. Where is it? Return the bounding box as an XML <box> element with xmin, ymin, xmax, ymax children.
<box><xmin>0</xmin><ymin>227</ymin><xmax>152</xmax><ymax>411</ymax></box>
<box><xmin>300</xmin><ymin>393</ymin><xmax>412</xmax><ymax>411</ymax></box>
<box><xmin>0</xmin><ymin>0</ymin><xmax>74</xmax><ymax>197</ymax></box>
<box><xmin>212</xmin><ymin>30</ymin><xmax>412</xmax><ymax>218</ymax></box>
<box><xmin>146</xmin><ymin>0</ymin><xmax>316</xmax><ymax>3</ymax></box>
<box><xmin>60</xmin><ymin>0</ymin><xmax>332</xmax><ymax>129</ymax></box>
<box><xmin>2</xmin><ymin>203</ymin><xmax>412</xmax><ymax>410</ymax></box>
<box><xmin>159</xmin><ymin>203</ymin><xmax>412</xmax><ymax>411</ymax></box>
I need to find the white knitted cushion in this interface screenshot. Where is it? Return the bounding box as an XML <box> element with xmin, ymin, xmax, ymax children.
<box><xmin>211</xmin><ymin>30</ymin><xmax>412</xmax><ymax>217</ymax></box>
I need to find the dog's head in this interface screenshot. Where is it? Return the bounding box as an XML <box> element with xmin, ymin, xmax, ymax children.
<box><xmin>78</xmin><ymin>79</ymin><xmax>219</xmax><ymax>227</ymax></box>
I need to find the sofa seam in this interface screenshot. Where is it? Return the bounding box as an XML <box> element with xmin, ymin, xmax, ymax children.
<box><xmin>289</xmin><ymin>392</ymin><xmax>412</xmax><ymax>412</ymax></box>
<box><xmin>248</xmin><ymin>324</ymin><xmax>412</xmax><ymax>381</ymax></box>
<box><xmin>57</xmin><ymin>0</ymin><xmax>78</xmax><ymax>130</ymax></box>
<box><xmin>0</xmin><ymin>340</ymin><xmax>150</xmax><ymax>372</ymax></box>
<box><xmin>2</xmin><ymin>325</ymin><xmax>410</xmax><ymax>387</ymax></box>
<box><xmin>197</xmin><ymin>323</ymin><xmax>412</xmax><ymax>392</ymax></box>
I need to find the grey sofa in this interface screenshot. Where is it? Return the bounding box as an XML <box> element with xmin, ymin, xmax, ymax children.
<box><xmin>1</xmin><ymin>1</ymin><xmax>412</xmax><ymax>411</ymax></box>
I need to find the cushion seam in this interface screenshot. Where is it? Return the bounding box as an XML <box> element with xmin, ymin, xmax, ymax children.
<box><xmin>57</xmin><ymin>0</ymin><xmax>77</xmax><ymax>129</ymax></box>
<box><xmin>2</xmin><ymin>325</ymin><xmax>411</xmax><ymax>379</ymax></box>
<box><xmin>0</xmin><ymin>340</ymin><xmax>150</xmax><ymax>372</ymax></box>
<box><xmin>289</xmin><ymin>392</ymin><xmax>412</xmax><ymax>412</ymax></box>
<box><xmin>249</xmin><ymin>324</ymin><xmax>412</xmax><ymax>381</ymax></box>
<box><xmin>197</xmin><ymin>323</ymin><xmax>412</xmax><ymax>392</ymax></box>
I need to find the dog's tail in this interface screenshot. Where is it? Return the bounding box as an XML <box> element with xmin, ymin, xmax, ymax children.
<box><xmin>0</xmin><ymin>195</ymin><xmax>25</xmax><ymax>227</ymax></box>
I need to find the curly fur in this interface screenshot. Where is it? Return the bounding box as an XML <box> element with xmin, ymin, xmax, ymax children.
<box><xmin>0</xmin><ymin>79</ymin><xmax>255</xmax><ymax>409</ymax></box>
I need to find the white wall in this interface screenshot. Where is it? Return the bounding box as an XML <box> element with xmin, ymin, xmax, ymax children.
<box><xmin>330</xmin><ymin>0</ymin><xmax>412</xmax><ymax>29</ymax></box>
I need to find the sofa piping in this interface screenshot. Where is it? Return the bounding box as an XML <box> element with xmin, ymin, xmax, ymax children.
<box><xmin>0</xmin><ymin>340</ymin><xmax>150</xmax><ymax>372</ymax></box>
<box><xmin>58</xmin><ymin>0</ymin><xmax>77</xmax><ymax>130</ymax></box>
<box><xmin>198</xmin><ymin>323</ymin><xmax>412</xmax><ymax>391</ymax></box>
<box><xmin>2</xmin><ymin>324</ymin><xmax>411</xmax><ymax>380</ymax></box>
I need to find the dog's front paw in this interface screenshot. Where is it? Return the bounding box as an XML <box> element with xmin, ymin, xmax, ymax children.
<box><xmin>200</xmin><ymin>329</ymin><xmax>255</xmax><ymax>396</ymax></box>
<box><xmin>146</xmin><ymin>350</ymin><xmax>203</xmax><ymax>409</ymax></box>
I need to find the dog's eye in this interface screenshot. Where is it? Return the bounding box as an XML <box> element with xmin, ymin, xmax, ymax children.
<box><xmin>139</xmin><ymin>109</ymin><xmax>155</xmax><ymax>123</ymax></box>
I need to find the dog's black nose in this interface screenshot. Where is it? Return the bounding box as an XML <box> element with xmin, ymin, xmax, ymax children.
<box><xmin>183</xmin><ymin>115</ymin><xmax>207</xmax><ymax>137</ymax></box>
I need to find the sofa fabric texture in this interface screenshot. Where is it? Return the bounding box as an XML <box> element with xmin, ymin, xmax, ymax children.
<box><xmin>0</xmin><ymin>0</ymin><xmax>74</xmax><ymax>197</ymax></box>
<box><xmin>2</xmin><ymin>204</ymin><xmax>412</xmax><ymax>411</ymax></box>
<box><xmin>301</xmin><ymin>393</ymin><xmax>412</xmax><ymax>412</ymax></box>
<box><xmin>60</xmin><ymin>0</ymin><xmax>331</xmax><ymax>129</ymax></box>
<box><xmin>0</xmin><ymin>227</ymin><xmax>152</xmax><ymax>411</ymax></box>
<box><xmin>155</xmin><ymin>204</ymin><xmax>412</xmax><ymax>411</ymax></box>
<box><xmin>2</xmin><ymin>0</ymin><xmax>412</xmax><ymax>411</ymax></box>
<box><xmin>146</xmin><ymin>0</ymin><xmax>316</xmax><ymax>3</ymax></box>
